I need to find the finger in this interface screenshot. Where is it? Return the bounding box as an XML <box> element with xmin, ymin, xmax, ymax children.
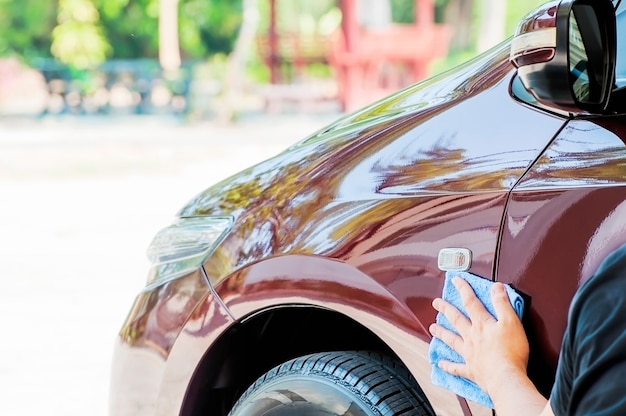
<box><xmin>452</xmin><ymin>277</ymin><xmax>496</xmax><ymax>324</ymax></box>
<box><xmin>491</xmin><ymin>282</ymin><xmax>517</xmax><ymax>322</ymax></box>
<box><xmin>437</xmin><ymin>360</ymin><xmax>470</xmax><ymax>379</ymax></box>
<box><xmin>432</xmin><ymin>297</ymin><xmax>472</xmax><ymax>335</ymax></box>
<box><xmin>429</xmin><ymin>323</ymin><xmax>465</xmax><ymax>354</ymax></box>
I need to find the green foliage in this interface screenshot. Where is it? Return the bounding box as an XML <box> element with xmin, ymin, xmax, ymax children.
<box><xmin>96</xmin><ymin>0</ymin><xmax>243</xmax><ymax>60</ymax></box>
<box><xmin>390</xmin><ymin>0</ymin><xmax>449</xmax><ymax>24</ymax></box>
<box><xmin>0</xmin><ymin>0</ymin><xmax>57</xmax><ymax>60</ymax></box>
<box><xmin>505</xmin><ymin>0</ymin><xmax>547</xmax><ymax>36</ymax></box>
<box><xmin>428</xmin><ymin>48</ymin><xmax>476</xmax><ymax>76</ymax></box>
<box><xmin>51</xmin><ymin>0</ymin><xmax>111</xmax><ymax>68</ymax></box>
<box><xmin>96</xmin><ymin>0</ymin><xmax>159</xmax><ymax>59</ymax></box>
<box><xmin>0</xmin><ymin>0</ymin><xmax>564</xmax><ymax>78</ymax></box>
<box><xmin>0</xmin><ymin>0</ymin><xmax>243</xmax><ymax>62</ymax></box>
<box><xmin>390</xmin><ymin>0</ymin><xmax>414</xmax><ymax>23</ymax></box>
<box><xmin>257</xmin><ymin>0</ymin><xmax>336</xmax><ymax>34</ymax></box>
<box><xmin>429</xmin><ymin>0</ymin><xmax>556</xmax><ymax>76</ymax></box>
<box><xmin>179</xmin><ymin>0</ymin><xmax>243</xmax><ymax>58</ymax></box>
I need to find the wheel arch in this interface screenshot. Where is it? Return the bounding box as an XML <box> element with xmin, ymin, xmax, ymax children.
<box><xmin>180</xmin><ymin>254</ymin><xmax>472</xmax><ymax>415</ymax></box>
<box><xmin>181</xmin><ymin>304</ymin><xmax>396</xmax><ymax>415</ymax></box>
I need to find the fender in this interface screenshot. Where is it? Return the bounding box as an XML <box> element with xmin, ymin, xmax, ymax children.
<box><xmin>150</xmin><ymin>254</ymin><xmax>494</xmax><ymax>415</ymax></box>
<box><xmin>110</xmin><ymin>269</ymin><xmax>233</xmax><ymax>416</ymax></box>
<box><xmin>216</xmin><ymin>254</ymin><xmax>490</xmax><ymax>416</ymax></box>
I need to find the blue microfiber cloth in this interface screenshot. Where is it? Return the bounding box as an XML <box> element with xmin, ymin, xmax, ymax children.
<box><xmin>428</xmin><ymin>271</ymin><xmax>525</xmax><ymax>408</ymax></box>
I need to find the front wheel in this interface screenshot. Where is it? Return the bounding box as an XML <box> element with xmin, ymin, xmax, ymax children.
<box><xmin>229</xmin><ymin>351</ymin><xmax>433</xmax><ymax>416</ymax></box>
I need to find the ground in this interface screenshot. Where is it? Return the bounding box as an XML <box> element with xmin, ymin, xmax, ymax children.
<box><xmin>0</xmin><ymin>113</ymin><xmax>336</xmax><ymax>415</ymax></box>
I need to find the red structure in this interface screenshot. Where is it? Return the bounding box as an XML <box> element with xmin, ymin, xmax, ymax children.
<box><xmin>261</xmin><ymin>0</ymin><xmax>451</xmax><ymax>111</ymax></box>
<box><xmin>331</xmin><ymin>0</ymin><xmax>451</xmax><ymax>110</ymax></box>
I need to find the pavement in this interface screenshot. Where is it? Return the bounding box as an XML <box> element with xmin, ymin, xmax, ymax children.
<box><xmin>0</xmin><ymin>112</ymin><xmax>339</xmax><ymax>415</ymax></box>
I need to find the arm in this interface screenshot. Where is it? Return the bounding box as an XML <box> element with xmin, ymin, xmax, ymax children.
<box><xmin>488</xmin><ymin>374</ymin><xmax>554</xmax><ymax>416</ymax></box>
<box><xmin>429</xmin><ymin>277</ymin><xmax>554</xmax><ymax>416</ymax></box>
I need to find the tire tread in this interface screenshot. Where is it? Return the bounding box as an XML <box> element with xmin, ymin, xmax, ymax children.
<box><xmin>230</xmin><ymin>351</ymin><xmax>433</xmax><ymax>416</ymax></box>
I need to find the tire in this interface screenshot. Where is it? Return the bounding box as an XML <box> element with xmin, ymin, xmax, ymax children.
<box><xmin>228</xmin><ymin>351</ymin><xmax>433</xmax><ymax>416</ymax></box>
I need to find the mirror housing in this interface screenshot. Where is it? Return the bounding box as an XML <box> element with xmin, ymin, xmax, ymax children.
<box><xmin>510</xmin><ymin>0</ymin><xmax>616</xmax><ymax>113</ymax></box>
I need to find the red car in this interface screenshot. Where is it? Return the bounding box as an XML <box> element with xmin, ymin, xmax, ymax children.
<box><xmin>110</xmin><ymin>1</ymin><xmax>626</xmax><ymax>415</ymax></box>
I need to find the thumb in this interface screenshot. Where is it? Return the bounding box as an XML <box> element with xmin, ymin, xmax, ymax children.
<box><xmin>491</xmin><ymin>282</ymin><xmax>516</xmax><ymax>321</ymax></box>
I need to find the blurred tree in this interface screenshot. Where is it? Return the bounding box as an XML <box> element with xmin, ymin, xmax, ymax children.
<box><xmin>477</xmin><ymin>0</ymin><xmax>546</xmax><ymax>53</ymax></box>
<box><xmin>159</xmin><ymin>0</ymin><xmax>181</xmax><ymax>70</ymax></box>
<box><xmin>476</xmin><ymin>0</ymin><xmax>505</xmax><ymax>52</ymax></box>
<box><xmin>0</xmin><ymin>0</ymin><xmax>550</xmax><ymax>74</ymax></box>
<box><xmin>506</xmin><ymin>0</ymin><xmax>546</xmax><ymax>34</ymax></box>
<box><xmin>436</xmin><ymin>0</ymin><xmax>546</xmax><ymax>53</ymax></box>
<box><xmin>95</xmin><ymin>0</ymin><xmax>242</xmax><ymax>60</ymax></box>
<box><xmin>389</xmin><ymin>0</ymin><xmax>452</xmax><ymax>24</ymax></box>
<box><xmin>430</xmin><ymin>0</ymin><xmax>550</xmax><ymax>75</ymax></box>
<box><xmin>96</xmin><ymin>0</ymin><xmax>160</xmax><ymax>59</ymax></box>
<box><xmin>179</xmin><ymin>0</ymin><xmax>243</xmax><ymax>58</ymax></box>
<box><xmin>257</xmin><ymin>0</ymin><xmax>335</xmax><ymax>34</ymax></box>
<box><xmin>441</xmin><ymin>0</ymin><xmax>473</xmax><ymax>51</ymax></box>
<box><xmin>51</xmin><ymin>0</ymin><xmax>110</xmax><ymax>68</ymax></box>
<box><xmin>390</xmin><ymin>0</ymin><xmax>414</xmax><ymax>23</ymax></box>
<box><xmin>0</xmin><ymin>0</ymin><xmax>57</xmax><ymax>60</ymax></box>
<box><xmin>221</xmin><ymin>0</ymin><xmax>258</xmax><ymax>121</ymax></box>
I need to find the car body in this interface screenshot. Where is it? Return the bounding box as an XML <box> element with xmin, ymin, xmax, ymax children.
<box><xmin>110</xmin><ymin>1</ymin><xmax>626</xmax><ymax>415</ymax></box>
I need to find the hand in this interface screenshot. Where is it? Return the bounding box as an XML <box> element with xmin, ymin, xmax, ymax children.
<box><xmin>429</xmin><ymin>277</ymin><xmax>530</xmax><ymax>397</ymax></box>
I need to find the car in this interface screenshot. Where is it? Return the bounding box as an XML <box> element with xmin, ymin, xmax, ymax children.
<box><xmin>109</xmin><ymin>0</ymin><xmax>626</xmax><ymax>415</ymax></box>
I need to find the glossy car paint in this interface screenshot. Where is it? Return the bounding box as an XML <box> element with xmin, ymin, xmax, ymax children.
<box><xmin>110</xmin><ymin>269</ymin><xmax>234</xmax><ymax>414</ymax></box>
<box><xmin>110</xmin><ymin>41</ymin><xmax>590</xmax><ymax>415</ymax></box>
<box><xmin>497</xmin><ymin>116</ymin><xmax>626</xmax><ymax>396</ymax></box>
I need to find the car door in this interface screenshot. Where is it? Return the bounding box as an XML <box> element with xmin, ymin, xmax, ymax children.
<box><xmin>496</xmin><ymin>115</ymin><xmax>626</xmax><ymax>397</ymax></box>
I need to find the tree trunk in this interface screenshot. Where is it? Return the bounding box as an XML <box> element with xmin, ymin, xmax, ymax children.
<box><xmin>476</xmin><ymin>0</ymin><xmax>505</xmax><ymax>52</ymax></box>
<box><xmin>444</xmin><ymin>0</ymin><xmax>473</xmax><ymax>51</ymax></box>
<box><xmin>221</xmin><ymin>0</ymin><xmax>260</xmax><ymax>122</ymax></box>
<box><xmin>159</xmin><ymin>0</ymin><xmax>181</xmax><ymax>71</ymax></box>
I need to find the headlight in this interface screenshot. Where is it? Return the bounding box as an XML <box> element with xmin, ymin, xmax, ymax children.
<box><xmin>145</xmin><ymin>216</ymin><xmax>233</xmax><ymax>287</ymax></box>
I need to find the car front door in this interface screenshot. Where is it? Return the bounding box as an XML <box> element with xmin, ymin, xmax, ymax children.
<box><xmin>496</xmin><ymin>115</ymin><xmax>626</xmax><ymax>396</ymax></box>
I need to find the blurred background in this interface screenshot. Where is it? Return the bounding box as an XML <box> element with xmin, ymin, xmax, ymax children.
<box><xmin>0</xmin><ymin>0</ymin><xmax>546</xmax><ymax>414</ymax></box>
<box><xmin>1</xmin><ymin>0</ymin><xmax>548</xmax><ymax>118</ymax></box>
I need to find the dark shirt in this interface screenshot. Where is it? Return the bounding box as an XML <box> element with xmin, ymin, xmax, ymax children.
<box><xmin>551</xmin><ymin>245</ymin><xmax>626</xmax><ymax>415</ymax></box>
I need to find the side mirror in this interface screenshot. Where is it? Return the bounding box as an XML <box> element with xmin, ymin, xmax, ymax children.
<box><xmin>510</xmin><ymin>0</ymin><xmax>616</xmax><ymax>113</ymax></box>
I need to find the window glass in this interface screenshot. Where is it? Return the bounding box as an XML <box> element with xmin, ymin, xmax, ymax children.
<box><xmin>615</xmin><ymin>2</ymin><xmax>626</xmax><ymax>87</ymax></box>
<box><xmin>569</xmin><ymin>9</ymin><xmax>591</xmax><ymax>101</ymax></box>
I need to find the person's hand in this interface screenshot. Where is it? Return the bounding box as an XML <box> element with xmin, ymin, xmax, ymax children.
<box><xmin>428</xmin><ymin>277</ymin><xmax>530</xmax><ymax>397</ymax></box>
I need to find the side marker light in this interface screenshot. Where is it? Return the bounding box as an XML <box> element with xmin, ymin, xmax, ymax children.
<box><xmin>438</xmin><ymin>248</ymin><xmax>472</xmax><ymax>272</ymax></box>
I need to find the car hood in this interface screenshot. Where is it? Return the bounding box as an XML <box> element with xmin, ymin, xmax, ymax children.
<box><xmin>180</xmin><ymin>40</ymin><xmax>535</xmax><ymax>219</ymax></box>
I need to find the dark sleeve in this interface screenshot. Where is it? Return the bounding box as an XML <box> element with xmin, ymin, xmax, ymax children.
<box><xmin>551</xmin><ymin>245</ymin><xmax>626</xmax><ymax>415</ymax></box>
